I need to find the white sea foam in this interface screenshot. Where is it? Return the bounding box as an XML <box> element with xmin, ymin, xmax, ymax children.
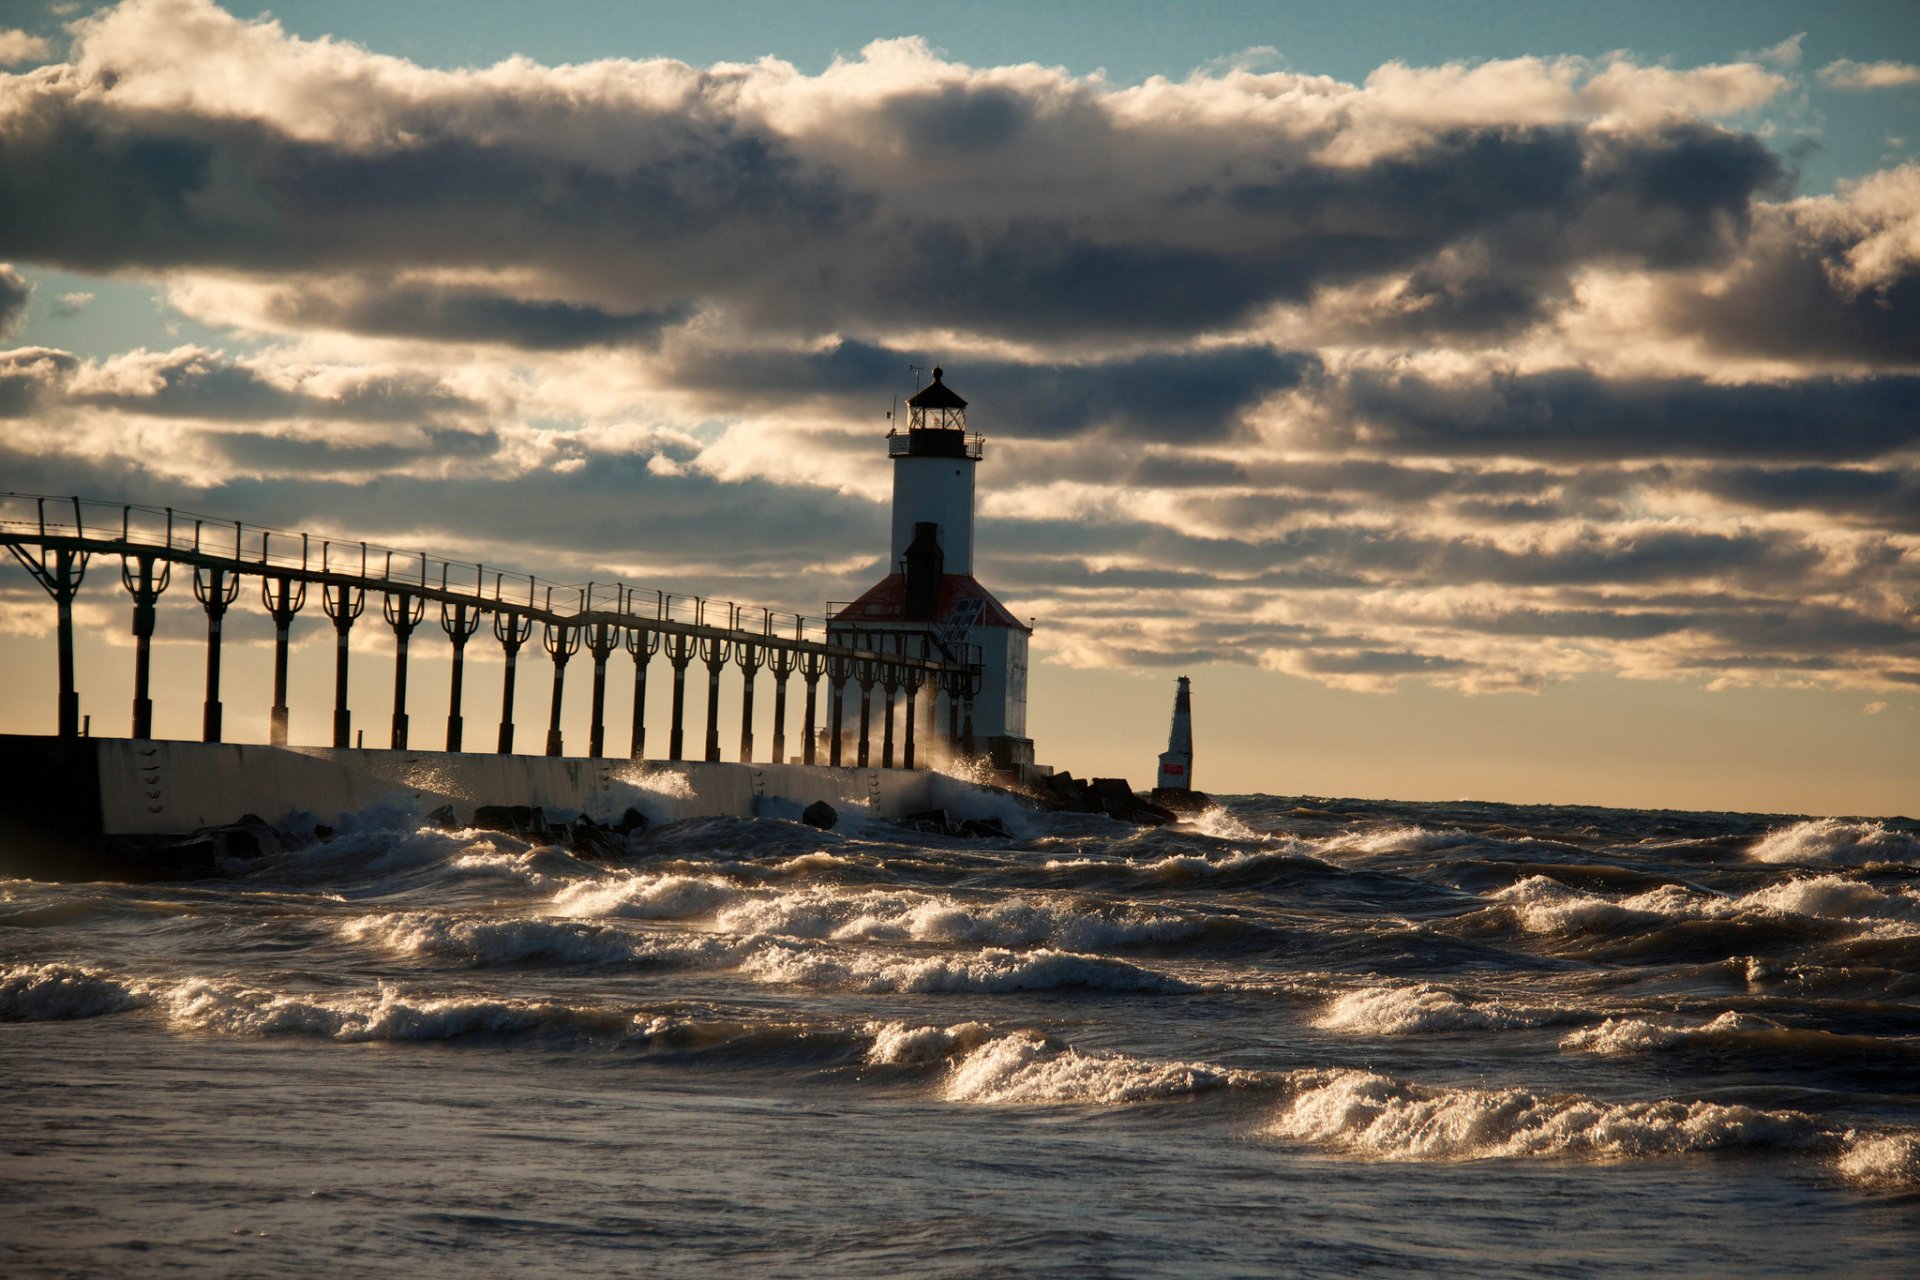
<box><xmin>864</xmin><ymin>1020</ymin><xmax>1254</xmax><ymax>1104</ymax></box>
<box><xmin>1493</xmin><ymin>872</ymin><xmax>1920</xmax><ymax>938</ymax></box>
<box><xmin>1560</xmin><ymin>1011</ymin><xmax>1763</xmax><ymax>1055</ymax></box>
<box><xmin>153</xmin><ymin>978</ymin><xmax>626</xmax><ymax>1041</ymax></box>
<box><xmin>1336</xmin><ymin>824</ymin><xmax>1481</xmax><ymax>856</ymax></box>
<box><xmin>0</xmin><ymin>961</ymin><xmax>148</xmax><ymax>1020</ymax></box>
<box><xmin>1269</xmin><ymin>1068</ymin><xmax>1831</xmax><ymax>1162</ymax></box>
<box><xmin>1836</xmin><ymin>1131</ymin><xmax>1920</xmax><ymax>1187</ymax></box>
<box><xmin>339</xmin><ymin>912</ymin><xmax>644</xmax><ymax>966</ymax></box>
<box><xmin>714</xmin><ymin>887</ymin><xmax>1200</xmax><ymax>951</ymax></box>
<box><xmin>1184</xmin><ymin>805</ymin><xmax>1265</xmax><ymax>841</ymax></box>
<box><xmin>741</xmin><ymin>943</ymin><xmax>1187</xmax><ymax>994</ymax></box>
<box><xmin>1750</xmin><ymin>818</ymin><xmax>1919</xmax><ymax>866</ymax></box>
<box><xmin>610</xmin><ymin>767</ymin><xmax>697</xmax><ymax>799</ymax></box>
<box><xmin>547</xmin><ymin>872</ymin><xmax>741</xmax><ymax>920</ymax></box>
<box><xmin>941</xmin><ymin>1033</ymin><xmax>1250</xmax><ymax>1104</ymax></box>
<box><xmin>1314</xmin><ymin>983</ymin><xmax>1551</xmax><ymax>1034</ymax></box>
<box><xmin>863</xmin><ymin>1019</ymin><xmax>999</xmax><ymax>1066</ymax></box>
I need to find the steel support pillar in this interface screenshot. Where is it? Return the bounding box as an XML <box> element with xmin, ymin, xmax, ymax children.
<box><xmin>768</xmin><ymin>649</ymin><xmax>796</xmax><ymax>764</ymax></box>
<box><xmin>494</xmin><ymin>611</ymin><xmax>532</xmax><ymax>754</ymax></box>
<box><xmin>855</xmin><ymin>660</ymin><xmax>876</xmax><ymax>769</ymax></box>
<box><xmin>625</xmin><ymin>627</ymin><xmax>660</xmax><ymax>759</ymax></box>
<box><xmin>826</xmin><ymin>655</ymin><xmax>854</xmax><ymax>768</ymax></box>
<box><xmin>800</xmin><ymin>653</ymin><xmax>823</xmax><ymax>766</ymax></box>
<box><xmin>440</xmin><ymin>601</ymin><xmax>480</xmax><ymax>751</ymax></box>
<box><xmin>699</xmin><ymin>636</ymin><xmax>731</xmax><ymax>763</ymax></box>
<box><xmin>901</xmin><ymin>674</ymin><xmax>924</xmax><ymax>770</ymax></box>
<box><xmin>193</xmin><ymin>566</ymin><xmax>240</xmax><ymax>742</ymax></box>
<box><xmin>8</xmin><ymin>544</ymin><xmax>91</xmax><ymax>738</ymax></box>
<box><xmin>664</xmin><ymin>634</ymin><xmax>694</xmax><ymax>761</ymax></box>
<box><xmin>543</xmin><ymin>622</ymin><xmax>580</xmax><ymax>757</ymax></box>
<box><xmin>880</xmin><ymin>670</ymin><xmax>898</xmax><ymax>770</ymax></box>
<box><xmin>585</xmin><ymin>621</ymin><xmax>618</xmax><ymax>758</ymax></box>
<box><xmin>322</xmin><ymin>583</ymin><xmax>364</xmax><ymax>749</ymax></box>
<box><xmin>263</xmin><ymin>576</ymin><xmax>305</xmax><ymax>747</ymax></box>
<box><xmin>120</xmin><ymin>554</ymin><xmax>170</xmax><ymax>739</ymax></box>
<box><xmin>385</xmin><ymin>592</ymin><xmax>424</xmax><ymax>749</ymax></box>
<box><xmin>734</xmin><ymin>643</ymin><xmax>765</xmax><ymax>762</ymax></box>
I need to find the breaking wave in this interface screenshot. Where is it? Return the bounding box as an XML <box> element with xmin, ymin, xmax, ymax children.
<box><xmin>714</xmin><ymin>887</ymin><xmax>1203</xmax><ymax>950</ymax></box>
<box><xmin>1266</xmin><ymin>1068</ymin><xmax>1917</xmax><ymax>1186</ymax></box>
<box><xmin>865</xmin><ymin>1020</ymin><xmax>1257</xmax><ymax>1104</ymax></box>
<box><xmin>1749</xmin><ymin>818</ymin><xmax>1919</xmax><ymax>866</ymax></box>
<box><xmin>338</xmin><ymin>912</ymin><xmax>646</xmax><ymax>967</ymax></box>
<box><xmin>1489</xmin><ymin>873</ymin><xmax>1920</xmax><ymax>938</ymax></box>
<box><xmin>1313</xmin><ymin>983</ymin><xmax>1555</xmax><ymax>1034</ymax></box>
<box><xmin>742</xmin><ymin>943</ymin><xmax>1189</xmax><ymax>994</ymax></box>
<box><xmin>0</xmin><ymin>961</ymin><xmax>148</xmax><ymax>1020</ymax></box>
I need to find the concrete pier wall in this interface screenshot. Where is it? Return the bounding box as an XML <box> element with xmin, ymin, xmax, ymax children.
<box><xmin>81</xmin><ymin>738</ymin><xmax>990</xmax><ymax>834</ymax></box>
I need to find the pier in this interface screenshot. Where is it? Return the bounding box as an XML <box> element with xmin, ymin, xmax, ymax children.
<box><xmin>1</xmin><ymin>493</ymin><xmax>984</xmax><ymax>770</ymax></box>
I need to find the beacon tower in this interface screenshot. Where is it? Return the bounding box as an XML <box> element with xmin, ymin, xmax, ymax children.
<box><xmin>830</xmin><ymin>368</ymin><xmax>1034</xmax><ymax>771</ymax></box>
<box><xmin>1156</xmin><ymin>676</ymin><xmax>1193</xmax><ymax>791</ymax></box>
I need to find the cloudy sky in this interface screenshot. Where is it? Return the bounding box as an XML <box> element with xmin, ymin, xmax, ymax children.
<box><xmin>2</xmin><ymin>0</ymin><xmax>1916</xmax><ymax>816</ymax></box>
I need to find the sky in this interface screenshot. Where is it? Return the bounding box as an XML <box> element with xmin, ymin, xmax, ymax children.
<box><xmin>0</xmin><ymin>0</ymin><xmax>1916</xmax><ymax>817</ymax></box>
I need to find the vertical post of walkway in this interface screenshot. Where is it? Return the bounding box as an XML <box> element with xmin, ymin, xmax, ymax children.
<box><xmin>262</xmin><ymin>576</ymin><xmax>305</xmax><ymax>747</ymax></box>
<box><xmin>585</xmin><ymin>620</ymin><xmax>619</xmax><ymax>758</ymax></box>
<box><xmin>121</xmin><ymin>554</ymin><xmax>170</xmax><ymax>739</ymax></box>
<box><xmin>880</xmin><ymin>659</ymin><xmax>899</xmax><ymax>770</ymax></box>
<box><xmin>734</xmin><ymin>642</ymin><xmax>765</xmax><ymax>762</ymax></box>
<box><xmin>901</xmin><ymin>668</ymin><xmax>923</xmax><ymax>770</ymax></box>
<box><xmin>827</xmin><ymin>653</ymin><xmax>853</xmax><ymax>768</ymax></box>
<box><xmin>323</xmin><ymin>583</ymin><xmax>364</xmax><ymax>749</ymax></box>
<box><xmin>800</xmin><ymin>652</ymin><xmax>823</xmax><ymax>765</ymax></box>
<box><xmin>8</xmin><ymin>539</ymin><xmax>91</xmax><ymax>738</ymax></box>
<box><xmin>494</xmin><ymin>610</ymin><xmax>531</xmax><ymax>754</ymax></box>
<box><xmin>193</xmin><ymin>566</ymin><xmax>240</xmax><ymax>741</ymax></box>
<box><xmin>625</xmin><ymin>624</ymin><xmax>659</xmax><ymax>759</ymax></box>
<box><xmin>441</xmin><ymin>601</ymin><xmax>480</xmax><ymax>751</ymax></box>
<box><xmin>768</xmin><ymin>648</ymin><xmax>796</xmax><ymax>765</ymax></box>
<box><xmin>699</xmin><ymin>636</ymin><xmax>730</xmax><ymax>763</ymax></box>
<box><xmin>543</xmin><ymin>621</ymin><xmax>580</xmax><ymax>757</ymax></box>
<box><xmin>855</xmin><ymin>652</ymin><xmax>876</xmax><ymax>769</ymax></box>
<box><xmin>385</xmin><ymin>591</ymin><xmax>424</xmax><ymax>749</ymax></box>
<box><xmin>54</xmin><ymin>550</ymin><xmax>84</xmax><ymax>738</ymax></box>
<box><xmin>945</xmin><ymin>673</ymin><xmax>962</xmax><ymax>749</ymax></box>
<box><xmin>665</xmin><ymin>634</ymin><xmax>694</xmax><ymax>761</ymax></box>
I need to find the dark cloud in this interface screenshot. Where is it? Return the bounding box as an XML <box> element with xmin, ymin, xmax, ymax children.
<box><xmin>0</xmin><ymin>26</ymin><xmax>1787</xmax><ymax>351</ymax></box>
<box><xmin>0</xmin><ymin>347</ymin><xmax>77</xmax><ymax>417</ymax></box>
<box><xmin>1334</xmin><ymin>368</ymin><xmax>1920</xmax><ymax>462</ymax></box>
<box><xmin>677</xmin><ymin>339</ymin><xmax>1312</xmax><ymax>441</ymax></box>
<box><xmin>0</xmin><ymin>265</ymin><xmax>30</xmax><ymax>336</ymax></box>
<box><xmin>260</xmin><ymin>281</ymin><xmax>691</xmax><ymax>350</ymax></box>
<box><xmin>1295</xmin><ymin>649</ymin><xmax>1474</xmax><ymax>676</ymax></box>
<box><xmin>1661</xmin><ymin>203</ymin><xmax>1920</xmax><ymax>367</ymax></box>
<box><xmin>1683</xmin><ymin>463</ymin><xmax>1920</xmax><ymax>532</ymax></box>
<box><xmin>0</xmin><ymin>344</ymin><xmax>484</xmax><ymax>426</ymax></box>
<box><xmin>211</xmin><ymin>426</ymin><xmax>501</xmax><ymax>473</ymax></box>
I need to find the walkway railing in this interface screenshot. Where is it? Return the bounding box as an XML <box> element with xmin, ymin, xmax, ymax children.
<box><xmin>1</xmin><ymin>494</ymin><xmax>984</xmax><ymax>769</ymax></box>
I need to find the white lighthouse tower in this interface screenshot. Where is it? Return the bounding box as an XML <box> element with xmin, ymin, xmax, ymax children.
<box><xmin>1156</xmin><ymin>676</ymin><xmax>1193</xmax><ymax>791</ymax></box>
<box><xmin>831</xmin><ymin>368</ymin><xmax>1034</xmax><ymax>772</ymax></box>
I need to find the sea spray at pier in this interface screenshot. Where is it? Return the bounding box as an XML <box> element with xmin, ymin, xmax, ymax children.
<box><xmin>5</xmin><ymin>793</ymin><xmax>1920</xmax><ymax>1277</ymax></box>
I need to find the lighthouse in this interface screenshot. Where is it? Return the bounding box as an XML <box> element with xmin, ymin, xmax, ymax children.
<box><xmin>1156</xmin><ymin>676</ymin><xmax>1193</xmax><ymax>791</ymax></box>
<box><xmin>830</xmin><ymin>368</ymin><xmax>1034</xmax><ymax>772</ymax></box>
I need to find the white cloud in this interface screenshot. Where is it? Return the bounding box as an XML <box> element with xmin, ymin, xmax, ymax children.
<box><xmin>0</xmin><ymin>29</ymin><xmax>51</xmax><ymax>65</ymax></box>
<box><xmin>1819</xmin><ymin>59</ymin><xmax>1920</xmax><ymax>91</ymax></box>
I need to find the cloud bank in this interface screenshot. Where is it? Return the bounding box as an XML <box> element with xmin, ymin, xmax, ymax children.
<box><xmin>1</xmin><ymin>0</ymin><xmax>1914</xmax><ymax>699</ymax></box>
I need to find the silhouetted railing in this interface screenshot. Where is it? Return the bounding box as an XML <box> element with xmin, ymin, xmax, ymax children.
<box><xmin>1</xmin><ymin>493</ymin><xmax>982</xmax><ymax>769</ymax></box>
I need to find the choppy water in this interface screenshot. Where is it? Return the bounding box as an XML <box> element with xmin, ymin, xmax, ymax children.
<box><xmin>5</xmin><ymin>793</ymin><xmax>1920</xmax><ymax>1277</ymax></box>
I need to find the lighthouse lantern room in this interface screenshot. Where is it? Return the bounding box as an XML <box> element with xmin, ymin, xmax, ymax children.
<box><xmin>830</xmin><ymin>368</ymin><xmax>1035</xmax><ymax>772</ymax></box>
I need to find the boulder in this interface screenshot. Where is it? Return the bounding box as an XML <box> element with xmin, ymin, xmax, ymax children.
<box><xmin>801</xmin><ymin>800</ymin><xmax>838</xmax><ymax>831</ymax></box>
